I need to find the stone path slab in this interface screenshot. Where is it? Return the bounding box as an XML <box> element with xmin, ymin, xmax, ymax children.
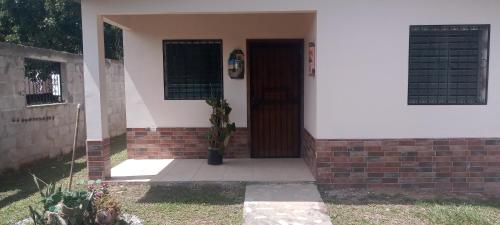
<box><xmin>244</xmin><ymin>183</ymin><xmax>332</xmax><ymax>225</ymax></box>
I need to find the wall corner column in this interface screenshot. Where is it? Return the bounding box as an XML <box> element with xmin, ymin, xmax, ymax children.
<box><xmin>82</xmin><ymin>10</ymin><xmax>110</xmax><ymax>180</ymax></box>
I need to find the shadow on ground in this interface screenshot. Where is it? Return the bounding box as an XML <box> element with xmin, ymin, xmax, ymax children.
<box><xmin>0</xmin><ymin>134</ymin><xmax>127</xmax><ymax>209</ymax></box>
<box><xmin>136</xmin><ymin>183</ymin><xmax>246</xmax><ymax>205</ymax></box>
<box><xmin>0</xmin><ymin>149</ymin><xmax>87</xmax><ymax>209</ymax></box>
<box><xmin>106</xmin><ymin>183</ymin><xmax>245</xmax><ymax>225</ymax></box>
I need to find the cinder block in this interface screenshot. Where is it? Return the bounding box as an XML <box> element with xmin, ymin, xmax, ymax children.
<box><xmin>0</xmin><ymin>44</ymin><xmax>125</xmax><ymax>174</ymax></box>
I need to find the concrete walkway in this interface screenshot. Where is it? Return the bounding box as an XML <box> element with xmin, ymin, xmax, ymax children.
<box><xmin>111</xmin><ymin>158</ymin><xmax>315</xmax><ymax>183</ymax></box>
<box><xmin>244</xmin><ymin>183</ymin><xmax>332</xmax><ymax>225</ymax></box>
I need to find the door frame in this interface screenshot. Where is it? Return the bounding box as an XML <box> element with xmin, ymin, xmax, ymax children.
<box><xmin>246</xmin><ymin>39</ymin><xmax>305</xmax><ymax>158</ymax></box>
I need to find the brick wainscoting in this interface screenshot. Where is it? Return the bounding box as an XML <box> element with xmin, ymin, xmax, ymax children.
<box><xmin>86</xmin><ymin>139</ymin><xmax>111</xmax><ymax>180</ymax></box>
<box><xmin>303</xmin><ymin>130</ymin><xmax>317</xmax><ymax>176</ymax></box>
<box><xmin>127</xmin><ymin>128</ymin><xmax>250</xmax><ymax>159</ymax></box>
<box><xmin>304</xmin><ymin>130</ymin><xmax>500</xmax><ymax>194</ymax></box>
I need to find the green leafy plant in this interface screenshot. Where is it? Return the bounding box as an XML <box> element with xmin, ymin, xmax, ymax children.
<box><xmin>32</xmin><ymin>174</ymin><xmax>62</xmax><ymax>211</ymax></box>
<box><xmin>0</xmin><ymin>0</ymin><xmax>123</xmax><ymax>60</ymax></box>
<box><xmin>206</xmin><ymin>97</ymin><xmax>236</xmax><ymax>155</ymax></box>
<box><xmin>29</xmin><ymin>174</ymin><xmax>89</xmax><ymax>224</ymax></box>
<box><xmin>28</xmin><ymin>205</ymin><xmax>46</xmax><ymax>225</ymax></box>
<box><xmin>27</xmin><ymin>176</ymin><xmax>127</xmax><ymax>225</ymax></box>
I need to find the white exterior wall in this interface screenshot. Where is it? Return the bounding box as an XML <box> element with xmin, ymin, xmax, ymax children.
<box><xmin>82</xmin><ymin>0</ymin><xmax>500</xmax><ymax>140</ymax></box>
<box><xmin>81</xmin><ymin>5</ymin><xmax>109</xmax><ymax>140</ymax></box>
<box><xmin>316</xmin><ymin>0</ymin><xmax>500</xmax><ymax>139</ymax></box>
<box><xmin>117</xmin><ymin>13</ymin><xmax>315</xmax><ymax>130</ymax></box>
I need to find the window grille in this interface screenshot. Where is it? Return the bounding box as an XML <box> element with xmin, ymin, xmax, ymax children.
<box><xmin>24</xmin><ymin>58</ymin><xmax>63</xmax><ymax>105</ymax></box>
<box><xmin>408</xmin><ymin>25</ymin><xmax>490</xmax><ymax>105</ymax></box>
<box><xmin>163</xmin><ymin>40</ymin><xmax>223</xmax><ymax>100</ymax></box>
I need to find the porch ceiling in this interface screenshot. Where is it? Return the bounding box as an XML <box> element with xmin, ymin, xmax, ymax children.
<box><xmin>103</xmin><ymin>11</ymin><xmax>316</xmax><ymax>30</ymax></box>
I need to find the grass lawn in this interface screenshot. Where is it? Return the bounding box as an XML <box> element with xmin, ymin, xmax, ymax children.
<box><xmin>109</xmin><ymin>184</ymin><xmax>244</xmax><ymax>225</ymax></box>
<box><xmin>0</xmin><ymin>135</ymin><xmax>245</xmax><ymax>225</ymax></box>
<box><xmin>320</xmin><ymin>188</ymin><xmax>500</xmax><ymax>225</ymax></box>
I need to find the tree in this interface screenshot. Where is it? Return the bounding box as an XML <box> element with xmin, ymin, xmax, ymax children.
<box><xmin>0</xmin><ymin>0</ymin><xmax>123</xmax><ymax>60</ymax></box>
<box><xmin>104</xmin><ymin>23</ymin><xmax>123</xmax><ymax>60</ymax></box>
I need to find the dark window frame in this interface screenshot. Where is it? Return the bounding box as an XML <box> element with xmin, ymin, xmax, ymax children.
<box><xmin>162</xmin><ymin>39</ymin><xmax>224</xmax><ymax>100</ymax></box>
<box><xmin>24</xmin><ymin>58</ymin><xmax>64</xmax><ymax>106</ymax></box>
<box><xmin>407</xmin><ymin>24</ymin><xmax>490</xmax><ymax>105</ymax></box>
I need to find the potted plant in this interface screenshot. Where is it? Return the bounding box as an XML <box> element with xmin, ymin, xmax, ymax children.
<box><xmin>206</xmin><ymin>97</ymin><xmax>236</xmax><ymax>165</ymax></box>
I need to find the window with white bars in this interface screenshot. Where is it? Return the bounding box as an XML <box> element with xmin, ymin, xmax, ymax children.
<box><xmin>24</xmin><ymin>58</ymin><xmax>64</xmax><ymax>105</ymax></box>
<box><xmin>408</xmin><ymin>25</ymin><xmax>490</xmax><ymax>105</ymax></box>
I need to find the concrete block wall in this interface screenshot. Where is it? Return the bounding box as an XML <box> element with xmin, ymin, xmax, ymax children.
<box><xmin>105</xmin><ymin>59</ymin><xmax>126</xmax><ymax>137</ymax></box>
<box><xmin>0</xmin><ymin>42</ymin><xmax>125</xmax><ymax>172</ymax></box>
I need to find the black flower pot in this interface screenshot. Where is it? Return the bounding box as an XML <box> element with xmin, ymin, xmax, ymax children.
<box><xmin>208</xmin><ymin>148</ymin><xmax>223</xmax><ymax>165</ymax></box>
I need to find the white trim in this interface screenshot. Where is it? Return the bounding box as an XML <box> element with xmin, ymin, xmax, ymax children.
<box><xmin>26</xmin><ymin>102</ymin><xmax>68</xmax><ymax>108</ymax></box>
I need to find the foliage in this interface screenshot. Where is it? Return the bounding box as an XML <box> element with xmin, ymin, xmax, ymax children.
<box><xmin>29</xmin><ymin>205</ymin><xmax>48</xmax><ymax>225</ymax></box>
<box><xmin>0</xmin><ymin>0</ymin><xmax>123</xmax><ymax>60</ymax></box>
<box><xmin>206</xmin><ymin>97</ymin><xmax>236</xmax><ymax>154</ymax></box>
<box><xmin>103</xmin><ymin>23</ymin><xmax>123</xmax><ymax>60</ymax></box>
<box><xmin>94</xmin><ymin>195</ymin><xmax>120</xmax><ymax>225</ymax></box>
<box><xmin>32</xmin><ymin>174</ymin><xmax>61</xmax><ymax>211</ymax></box>
<box><xmin>88</xmin><ymin>182</ymin><xmax>121</xmax><ymax>225</ymax></box>
<box><xmin>29</xmin><ymin>174</ymin><xmax>94</xmax><ymax>225</ymax></box>
<box><xmin>28</xmin><ymin>175</ymin><xmax>125</xmax><ymax>225</ymax></box>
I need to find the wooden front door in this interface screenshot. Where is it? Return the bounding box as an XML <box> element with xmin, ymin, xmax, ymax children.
<box><xmin>248</xmin><ymin>40</ymin><xmax>302</xmax><ymax>158</ymax></box>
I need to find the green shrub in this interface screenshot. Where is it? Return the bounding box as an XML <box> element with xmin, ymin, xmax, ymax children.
<box><xmin>28</xmin><ymin>175</ymin><xmax>126</xmax><ymax>225</ymax></box>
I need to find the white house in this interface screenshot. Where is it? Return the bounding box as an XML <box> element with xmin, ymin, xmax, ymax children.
<box><xmin>81</xmin><ymin>0</ymin><xmax>500</xmax><ymax>194</ymax></box>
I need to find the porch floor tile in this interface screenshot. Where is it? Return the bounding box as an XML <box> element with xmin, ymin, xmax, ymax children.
<box><xmin>110</xmin><ymin>158</ymin><xmax>315</xmax><ymax>183</ymax></box>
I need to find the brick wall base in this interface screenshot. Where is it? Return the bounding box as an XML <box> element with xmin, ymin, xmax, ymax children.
<box><xmin>127</xmin><ymin>128</ymin><xmax>250</xmax><ymax>159</ymax></box>
<box><xmin>303</xmin><ymin>130</ymin><xmax>317</xmax><ymax>176</ymax></box>
<box><xmin>86</xmin><ymin>139</ymin><xmax>110</xmax><ymax>180</ymax></box>
<box><xmin>304</xmin><ymin>130</ymin><xmax>500</xmax><ymax>195</ymax></box>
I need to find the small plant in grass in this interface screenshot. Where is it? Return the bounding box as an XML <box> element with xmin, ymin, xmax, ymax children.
<box><xmin>27</xmin><ymin>175</ymin><xmax>95</xmax><ymax>225</ymax></box>
<box><xmin>88</xmin><ymin>182</ymin><xmax>121</xmax><ymax>225</ymax></box>
<box><xmin>206</xmin><ymin>97</ymin><xmax>236</xmax><ymax>165</ymax></box>
<box><xmin>27</xmin><ymin>176</ymin><xmax>128</xmax><ymax>225</ymax></box>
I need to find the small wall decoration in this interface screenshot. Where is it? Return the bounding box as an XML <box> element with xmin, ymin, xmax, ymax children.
<box><xmin>308</xmin><ymin>42</ymin><xmax>316</xmax><ymax>77</ymax></box>
<box><xmin>228</xmin><ymin>49</ymin><xmax>245</xmax><ymax>79</ymax></box>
